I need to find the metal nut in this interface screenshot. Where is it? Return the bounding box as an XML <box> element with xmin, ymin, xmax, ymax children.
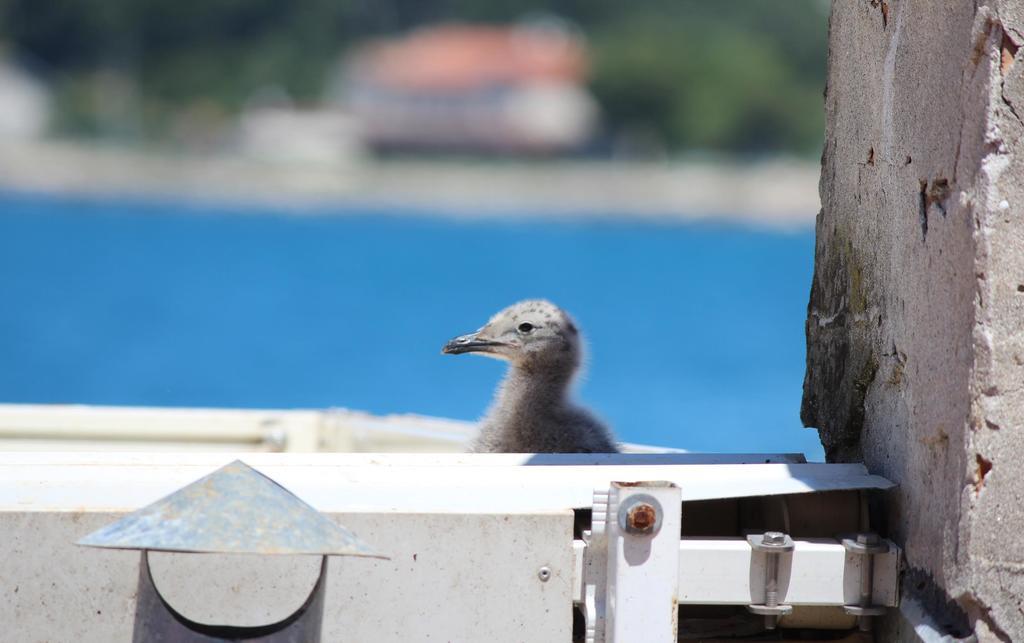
<box><xmin>762</xmin><ymin>531</ymin><xmax>786</xmax><ymax>546</ymax></box>
<box><xmin>857</xmin><ymin>533</ymin><xmax>879</xmax><ymax>546</ymax></box>
<box><xmin>537</xmin><ymin>566</ymin><xmax>551</xmax><ymax>582</ymax></box>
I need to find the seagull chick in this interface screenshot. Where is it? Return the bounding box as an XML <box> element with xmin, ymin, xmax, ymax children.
<box><xmin>442</xmin><ymin>300</ymin><xmax>618</xmax><ymax>453</ymax></box>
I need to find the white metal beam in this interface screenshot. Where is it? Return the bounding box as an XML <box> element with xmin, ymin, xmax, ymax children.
<box><xmin>0</xmin><ymin>402</ymin><xmax>806</xmax><ymax>456</ymax></box>
<box><xmin>572</xmin><ymin>537</ymin><xmax>901</xmax><ymax>607</ymax></box>
<box><xmin>0</xmin><ymin>452</ymin><xmax>894</xmax><ymax>514</ymax></box>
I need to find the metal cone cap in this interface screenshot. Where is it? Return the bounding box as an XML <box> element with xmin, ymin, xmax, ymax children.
<box><xmin>78</xmin><ymin>459</ymin><xmax>384</xmax><ymax>558</ymax></box>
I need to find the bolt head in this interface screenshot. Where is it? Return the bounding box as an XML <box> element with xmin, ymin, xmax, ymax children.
<box><xmin>616</xmin><ymin>493</ymin><xmax>664</xmax><ymax>536</ymax></box>
<box><xmin>537</xmin><ymin>566</ymin><xmax>551</xmax><ymax>582</ymax></box>
<box><xmin>762</xmin><ymin>531</ymin><xmax>786</xmax><ymax>546</ymax></box>
<box><xmin>627</xmin><ymin>503</ymin><xmax>657</xmax><ymax>532</ymax></box>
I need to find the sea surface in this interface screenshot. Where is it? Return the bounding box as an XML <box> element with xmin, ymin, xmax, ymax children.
<box><xmin>0</xmin><ymin>191</ymin><xmax>823</xmax><ymax>459</ymax></box>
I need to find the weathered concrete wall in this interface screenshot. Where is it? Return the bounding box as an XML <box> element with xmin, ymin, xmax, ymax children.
<box><xmin>803</xmin><ymin>1</ymin><xmax>1024</xmax><ymax>640</ymax></box>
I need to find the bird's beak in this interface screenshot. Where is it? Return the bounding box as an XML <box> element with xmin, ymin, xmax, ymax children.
<box><xmin>442</xmin><ymin>331</ymin><xmax>506</xmax><ymax>355</ymax></box>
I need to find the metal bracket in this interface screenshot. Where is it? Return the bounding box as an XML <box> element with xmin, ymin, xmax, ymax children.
<box><xmin>572</xmin><ymin>520</ymin><xmax>901</xmax><ymax>638</ymax></box>
<box><xmin>746</xmin><ymin>532</ymin><xmax>795</xmax><ymax>629</ymax></box>
<box><xmin>581</xmin><ymin>482</ymin><xmax>682</xmax><ymax>643</ymax></box>
<box><xmin>841</xmin><ymin>532</ymin><xmax>890</xmax><ymax>631</ymax></box>
<box><xmin>582</xmin><ymin>489</ymin><xmax>609</xmax><ymax>643</ymax></box>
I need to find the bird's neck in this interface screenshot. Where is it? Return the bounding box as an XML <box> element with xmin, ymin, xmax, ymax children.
<box><xmin>496</xmin><ymin>364</ymin><xmax>573</xmax><ymax>418</ymax></box>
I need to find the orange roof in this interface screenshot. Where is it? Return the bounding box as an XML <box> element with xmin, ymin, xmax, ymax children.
<box><xmin>348</xmin><ymin>23</ymin><xmax>588</xmax><ymax>91</ymax></box>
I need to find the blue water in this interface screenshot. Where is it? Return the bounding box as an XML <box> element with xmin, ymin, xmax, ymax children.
<box><xmin>0</xmin><ymin>191</ymin><xmax>823</xmax><ymax>459</ymax></box>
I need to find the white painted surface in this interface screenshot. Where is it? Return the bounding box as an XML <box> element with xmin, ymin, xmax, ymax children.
<box><xmin>0</xmin><ymin>454</ymin><xmax>900</xmax><ymax>640</ymax></box>
<box><xmin>0</xmin><ymin>452</ymin><xmax>892</xmax><ymax>514</ymax></box>
<box><xmin>570</xmin><ymin>537</ymin><xmax>900</xmax><ymax>608</ymax></box>
<box><xmin>0</xmin><ymin>403</ymin><xmax>474</xmax><ymax>453</ymax></box>
<box><xmin>1</xmin><ymin>511</ymin><xmax>574</xmax><ymax>642</ymax></box>
<box><xmin>0</xmin><ymin>403</ymin><xmax>690</xmax><ymax>454</ymax></box>
<box><xmin>676</xmin><ymin>538</ymin><xmax>899</xmax><ymax>607</ymax></box>
<box><xmin>569</xmin><ymin>536</ymin><xmax>905</xmax><ymax>606</ymax></box>
<box><xmin>582</xmin><ymin>489</ymin><xmax>610</xmax><ymax>643</ymax></box>
<box><xmin>605</xmin><ymin>483</ymin><xmax>682</xmax><ymax>643</ymax></box>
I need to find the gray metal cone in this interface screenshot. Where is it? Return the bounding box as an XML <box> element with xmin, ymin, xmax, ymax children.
<box><xmin>77</xmin><ymin>460</ymin><xmax>385</xmax><ymax>558</ymax></box>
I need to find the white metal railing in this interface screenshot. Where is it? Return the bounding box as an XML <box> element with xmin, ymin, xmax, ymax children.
<box><xmin>0</xmin><ymin>403</ymin><xmax>475</xmax><ymax>452</ymax></box>
<box><xmin>0</xmin><ymin>403</ymin><xmax>684</xmax><ymax>454</ymax></box>
<box><xmin>0</xmin><ymin>453</ymin><xmax>898</xmax><ymax>642</ymax></box>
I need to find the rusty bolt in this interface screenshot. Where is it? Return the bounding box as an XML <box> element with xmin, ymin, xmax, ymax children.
<box><xmin>627</xmin><ymin>503</ymin><xmax>657</xmax><ymax>532</ymax></box>
<box><xmin>617</xmin><ymin>494</ymin><xmax>664</xmax><ymax>536</ymax></box>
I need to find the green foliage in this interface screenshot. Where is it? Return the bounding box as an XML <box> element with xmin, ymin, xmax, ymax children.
<box><xmin>590</xmin><ymin>2</ymin><xmax>827</xmax><ymax>155</ymax></box>
<box><xmin>0</xmin><ymin>0</ymin><xmax>828</xmax><ymax>155</ymax></box>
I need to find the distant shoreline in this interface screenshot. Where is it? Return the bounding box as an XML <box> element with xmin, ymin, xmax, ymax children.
<box><xmin>0</xmin><ymin>140</ymin><xmax>820</xmax><ymax>227</ymax></box>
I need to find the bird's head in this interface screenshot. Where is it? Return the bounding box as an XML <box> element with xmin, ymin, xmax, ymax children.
<box><xmin>442</xmin><ymin>300</ymin><xmax>582</xmax><ymax>373</ymax></box>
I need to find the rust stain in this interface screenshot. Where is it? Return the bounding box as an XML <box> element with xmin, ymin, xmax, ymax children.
<box><xmin>972</xmin><ymin>17</ymin><xmax>997</xmax><ymax>67</ymax></box>
<box><xmin>1003</xmin><ymin>31</ymin><xmax>1020</xmax><ymax>75</ymax></box>
<box><xmin>870</xmin><ymin>0</ymin><xmax>889</xmax><ymax>28</ymax></box>
<box><xmin>672</xmin><ymin>596</ymin><xmax>679</xmax><ymax>641</ymax></box>
<box><xmin>974</xmin><ymin>453</ymin><xmax>993</xmax><ymax>494</ymax></box>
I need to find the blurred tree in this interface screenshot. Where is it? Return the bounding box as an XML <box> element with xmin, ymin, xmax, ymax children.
<box><xmin>590</xmin><ymin>2</ymin><xmax>827</xmax><ymax>155</ymax></box>
<box><xmin>0</xmin><ymin>0</ymin><xmax>827</xmax><ymax>155</ymax></box>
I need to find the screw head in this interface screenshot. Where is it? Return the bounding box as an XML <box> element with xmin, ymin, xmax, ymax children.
<box><xmin>537</xmin><ymin>566</ymin><xmax>551</xmax><ymax>582</ymax></box>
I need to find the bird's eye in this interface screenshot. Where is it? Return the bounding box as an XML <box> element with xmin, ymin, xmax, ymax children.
<box><xmin>517</xmin><ymin>322</ymin><xmax>535</xmax><ymax>334</ymax></box>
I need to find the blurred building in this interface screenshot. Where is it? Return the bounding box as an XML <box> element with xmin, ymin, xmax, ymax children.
<box><xmin>339</xmin><ymin>21</ymin><xmax>598</xmax><ymax>155</ymax></box>
<box><xmin>239</xmin><ymin>106</ymin><xmax>362</xmax><ymax>164</ymax></box>
<box><xmin>0</xmin><ymin>57</ymin><xmax>51</xmax><ymax>142</ymax></box>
